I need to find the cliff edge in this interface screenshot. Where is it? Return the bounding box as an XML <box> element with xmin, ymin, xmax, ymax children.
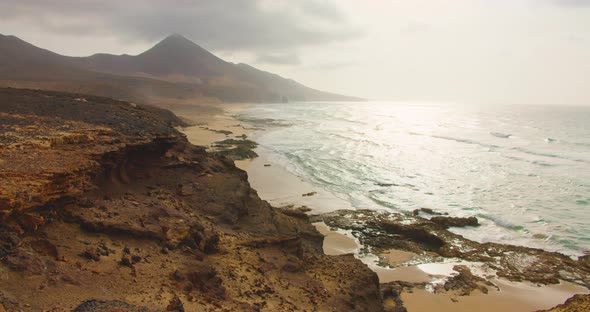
<box><xmin>0</xmin><ymin>88</ymin><xmax>381</xmax><ymax>311</ymax></box>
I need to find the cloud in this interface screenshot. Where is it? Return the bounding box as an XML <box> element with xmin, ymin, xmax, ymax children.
<box><xmin>308</xmin><ymin>61</ymin><xmax>356</xmax><ymax>71</ymax></box>
<box><xmin>0</xmin><ymin>0</ymin><xmax>362</xmax><ymax>51</ymax></box>
<box><xmin>543</xmin><ymin>0</ymin><xmax>590</xmax><ymax>6</ymax></box>
<box><xmin>400</xmin><ymin>21</ymin><xmax>432</xmax><ymax>35</ymax></box>
<box><xmin>255</xmin><ymin>53</ymin><xmax>301</xmax><ymax>65</ymax></box>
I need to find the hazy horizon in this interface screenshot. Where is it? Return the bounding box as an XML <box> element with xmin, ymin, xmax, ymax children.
<box><xmin>1</xmin><ymin>0</ymin><xmax>589</xmax><ymax>105</ymax></box>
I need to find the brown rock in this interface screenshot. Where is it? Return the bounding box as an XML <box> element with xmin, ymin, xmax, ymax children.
<box><xmin>79</xmin><ymin>249</ymin><xmax>101</xmax><ymax>262</ymax></box>
<box><xmin>120</xmin><ymin>256</ymin><xmax>133</xmax><ymax>267</ymax></box>
<box><xmin>72</xmin><ymin>299</ymin><xmax>152</xmax><ymax>312</ymax></box>
<box><xmin>381</xmin><ymin>283</ymin><xmax>408</xmax><ymax>312</ymax></box>
<box><xmin>186</xmin><ymin>266</ymin><xmax>226</xmax><ymax>300</ymax></box>
<box><xmin>282</xmin><ymin>256</ymin><xmax>303</xmax><ymax>273</ymax></box>
<box><xmin>578</xmin><ymin>255</ymin><xmax>590</xmax><ymax>270</ymax></box>
<box><xmin>3</xmin><ymin>248</ymin><xmax>46</xmax><ymax>275</ymax></box>
<box><xmin>166</xmin><ymin>293</ymin><xmax>184</xmax><ymax>311</ymax></box>
<box><xmin>177</xmin><ymin>183</ymin><xmax>195</xmax><ymax>196</ymax></box>
<box><xmin>30</xmin><ymin>239</ymin><xmax>58</xmax><ymax>259</ymax></box>
<box><xmin>537</xmin><ymin>294</ymin><xmax>590</xmax><ymax>312</ymax></box>
<box><xmin>430</xmin><ymin>216</ymin><xmax>479</xmax><ymax>228</ymax></box>
<box><xmin>443</xmin><ymin>266</ymin><xmax>484</xmax><ymax>296</ymax></box>
<box><xmin>20</xmin><ymin>213</ymin><xmax>45</xmax><ymax>231</ymax></box>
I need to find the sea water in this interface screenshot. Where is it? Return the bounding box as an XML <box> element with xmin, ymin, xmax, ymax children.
<box><xmin>236</xmin><ymin>101</ymin><xmax>590</xmax><ymax>256</ymax></box>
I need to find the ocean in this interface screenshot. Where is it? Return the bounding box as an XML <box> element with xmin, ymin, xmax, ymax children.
<box><xmin>236</xmin><ymin>101</ymin><xmax>590</xmax><ymax>257</ymax></box>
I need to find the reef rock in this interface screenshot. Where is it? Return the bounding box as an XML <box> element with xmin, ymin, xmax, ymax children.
<box><xmin>429</xmin><ymin>216</ymin><xmax>479</xmax><ymax>228</ymax></box>
<box><xmin>315</xmin><ymin>209</ymin><xmax>590</xmax><ymax>287</ymax></box>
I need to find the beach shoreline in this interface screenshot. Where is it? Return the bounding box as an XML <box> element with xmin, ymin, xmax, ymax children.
<box><xmin>176</xmin><ymin>103</ymin><xmax>590</xmax><ymax>312</ymax></box>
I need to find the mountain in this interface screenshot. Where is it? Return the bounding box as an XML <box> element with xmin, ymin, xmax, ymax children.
<box><xmin>0</xmin><ymin>34</ymin><xmax>360</xmax><ymax>106</ymax></box>
<box><xmin>73</xmin><ymin>34</ymin><xmax>234</xmax><ymax>78</ymax></box>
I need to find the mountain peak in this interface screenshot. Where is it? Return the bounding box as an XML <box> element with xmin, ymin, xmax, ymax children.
<box><xmin>132</xmin><ymin>34</ymin><xmax>229</xmax><ymax>77</ymax></box>
<box><xmin>155</xmin><ymin>34</ymin><xmax>198</xmax><ymax>49</ymax></box>
<box><xmin>168</xmin><ymin>33</ymin><xmax>187</xmax><ymax>39</ymax></box>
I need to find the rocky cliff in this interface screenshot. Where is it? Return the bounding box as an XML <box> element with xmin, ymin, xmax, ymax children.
<box><xmin>0</xmin><ymin>88</ymin><xmax>381</xmax><ymax>311</ymax></box>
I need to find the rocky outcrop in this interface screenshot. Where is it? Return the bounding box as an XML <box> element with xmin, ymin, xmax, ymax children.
<box><xmin>215</xmin><ymin>146</ymin><xmax>259</xmax><ymax>160</ymax></box>
<box><xmin>213</xmin><ymin>138</ymin><xmax>259</xmax><ymax>160</ymax></box>
<box><xmin>429</xmin><ymin>216</ymin><xmax>479</xmax><ymax>228</ymax></box>
<box><xmin>537</xmin><ymin>294</ymin><xmax>590</xmax><ymax>312</ymax></box>
<box><xmin>441</xmin><ymin>265</ymin><xmax>491</xmax><ymax>296</ymax></box>
<box><xmin>381</xmin><ymin>283</ymin><xmax>408</xmax><ymax>312</ymax></box>
<box><xmin>0</xmin><ymin>88</ymin><xmax>382</xmax><ymax>311</ymax></box>
<box><xmin>312</xmin><ymin>209</ymin><xmax>590</xmax><ymax>287</ymax></box>
<box><xmin>72</xmin><ymin>300</ymin><xmax>154</xmax><ymax>312</ymax></box>
<box><xmin>0</xmin><ymin>87</ymin><xmax>185</xmax><ymax>217</ymax></box>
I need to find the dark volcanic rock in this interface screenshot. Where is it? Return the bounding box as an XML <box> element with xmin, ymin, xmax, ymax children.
<box><xmin>430</xmin><ymin>216</ymin><xmax>479</xmax><ymax>228</ymax></box>
<box><xmin>72</xmin><ymin>299</ymin><xmax>153</xmax><ymax>312</ymax></box>
<box><xmin>317</xmin><ymin>209</ymin><xmax>590</xmax><ymax>287</ymax></box>
<box><xmin>215</xmin><ymin>146</ymin><xmax>258</xmax><ymax>160</ymax></box>
<box><xmin>412</xmin><ymin>208</ymin><xmax>446</xmax><ymax>216</ymax></box>
<box><xmin>579</xmin><ymin>255</ymin><xmax>590</xmax><ymax>270</ymax></box>
<box><xmin>215</xmin><ymin>138</ymin><xmax>258</xmax><ymax>149</ymax></box>
<box><xmin>166</xmin><ymin>294</ymin><xmax>184</xmax><ymax>312</ymax></box>
<box><xmin>0</xmin><ymin>88</ymin><xmax>187</xmax><ymax>136</ymax></box>
<box><xmin>186</xmin><ymin>266</ymin><xmax>226</xmax><ymax>300</ymax></box>
<box><xmin>381</xmin><ymin>283</ymin><xmax>408</xmax><ymax>312</ymax></box>
<box><xmin>79</xmin><ymin>248</ymin><xmax>102</xmax><ymax>262</ymax></box>
<box><xmin>441</xmin><ymin>265</ymin><xmax>489</xmax><ymax>296</ymax></box>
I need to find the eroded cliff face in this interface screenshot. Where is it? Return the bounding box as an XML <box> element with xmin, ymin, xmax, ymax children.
<box><xmin>0</xmin><ymin>88</ymin><xmax>382</xmax><ymax>311</ymax></box>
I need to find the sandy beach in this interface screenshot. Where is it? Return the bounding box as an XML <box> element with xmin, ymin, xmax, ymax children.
<box><xmin>235</xmin><ymin>152</ymin><xmax>355</xmax><ymax>213</ymax></box>
<box><xmin>176</xmin><ymin>103</ymin><xmax>354</xmax><ymax>213</ymax></box>
<box><xmin>177</xmin><ymin>104</ymin><xmax>590</xmax><ymax>312</ymax></box>
<box><xmin>177</xmin><ymin>103</ymin><xmax>253</xmax><ymax>147</ymax></box>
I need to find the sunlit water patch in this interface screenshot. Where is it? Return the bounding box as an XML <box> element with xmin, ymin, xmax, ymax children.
<box><xmin>236</xmin><ymin>102</ymin><xmax>590</xmax><ymax>256</ymax></box>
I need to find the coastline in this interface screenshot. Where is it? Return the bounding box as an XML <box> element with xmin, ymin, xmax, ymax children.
<box><xmin>176</xmin><ymin>103</ymin><xmax>590</xmax><ymax>311</ymax></box>
<box><xmin>235</xmin><ymin>150</ymin><xmax>355</xmax><ymax>213</ymax></box>
<box><xmin>176</xmin><ymin>103</ymin><xmax>354</xmax><ymax>213</ymax></box>
<box><xmin>0</xmin><ymin>89</ymin><xmax>384</xmax><ymax>311</ymax></box>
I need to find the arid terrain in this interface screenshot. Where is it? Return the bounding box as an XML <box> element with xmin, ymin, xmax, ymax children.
<box><xmin>0</xmin><ymin>88</ymin><xmax>379</xmax><ymax>311</ymax></box>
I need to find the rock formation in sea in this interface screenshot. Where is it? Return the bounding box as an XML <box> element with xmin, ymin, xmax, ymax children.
<box><xmin>312</xmin><ymin>209</ymin><xmax>590</xmax><ymax>287</ymax></box>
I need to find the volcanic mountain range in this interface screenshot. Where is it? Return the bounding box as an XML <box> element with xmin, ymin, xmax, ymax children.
<box><xmin>0</xmin><ymin>34</ymin><xmax>359</xmax><ymax>107</ymax></box>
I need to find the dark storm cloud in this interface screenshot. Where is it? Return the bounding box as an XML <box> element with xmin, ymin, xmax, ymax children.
<box><xmin>0</xmin><ymin>0</ymin><xmax>361</xmax><ymax>50</ymax></box>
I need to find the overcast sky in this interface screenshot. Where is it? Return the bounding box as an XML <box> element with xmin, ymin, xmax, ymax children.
<box><xmin>1</xmin><ymin>0</ymin><xmax>589</xmax><ymax>105</ymax></box>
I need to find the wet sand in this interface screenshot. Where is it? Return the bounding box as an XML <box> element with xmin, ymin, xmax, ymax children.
<box><xmin>177</xmin><ymin>103</ymin><xmax>353</xmax><ymax>213</ymax></box>
<box><xmin>177</xmin><ymin>103</ymin><xmax>589</xmax><ymax>311</ymax></box>
<box><xmin>235</xmin><ymin>152</ymin><xmax>354</xmax><ymax>213</ymax></box>
<box><xmin>402</xmin><ymin>280</ymin><xmax>589</xmax><ymax>312</ymax></box>
<box><xmin>177</xmin><ymin>103</ymin><xmax>253</xmax><ymax>148</ymax></box>
<box><xmin>314</xmin><ymin>222</ymin><xmax>359</xmax><ymax>255</ymax></box>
